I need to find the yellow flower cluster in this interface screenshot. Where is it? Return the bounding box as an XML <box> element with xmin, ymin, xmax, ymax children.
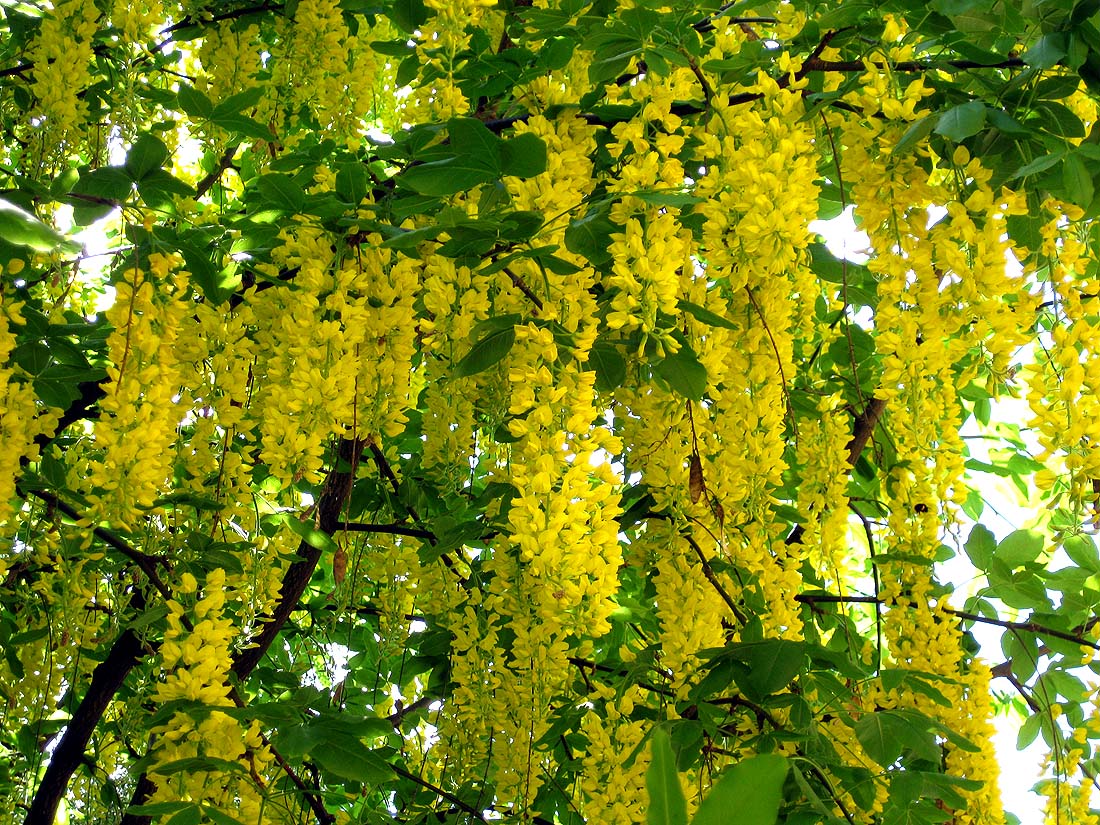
<box><xmin>1024</xmin><ymin>205</ymin><xmax>1100</xmax><ymax>508</ymax></box>
<box><xmin>795</xmin><ymin>396</ymin><xmax>858</xmax><ymax>589</ymax></box>
<box><xmin>650</xmin><ymin>522</ymin><xmax>726</xmax><ymax>694</ymax></box>
<box><xmin>110</xmin><ymin>0</ymin><xmax>166</xmax><ymax>46</ymax></box>
<box><xmin>577</xmin><ymin>686</ymin><xmax>650</xmax><ymax>824</ymax></box>
<box><xmin>945</xmin><ymin>664</ymin><xmax>1006</xmax><ymax>825</ymax></box>
<box><xmin>252</xmin><ymin>222</ymin><xmax>419</xmax><ymax>487</ymax></box>
<box><xmin>0</xmin><ymin>298</ymin><xmax>60</xmax><ymax>533</ymax></box>
<box><xmin>841</xmin><ymin>69</ymin><xmax>1026</xmax><ymax>818</ymax></box>
<box><xmin>198</xmin><ymin>23</ymin><xmax>264</xmax><ymax>109</ymax></box>
<box><xmin>80</xmin><ymin>254</ymin><xmax>191</xmax><ymax>529</ymax></box>
<box><xmin>398</xmin><ymin>0</ymin><xmax>500</xmax><ymax>120</ymax></box>
<box><xmin>26</xmin><ymin>0</ymin><xmax>99</xmax><ymax>161</ymax></box>
<box><xmin>149</xmin><ymin>569</ymin><xmax>275</xmax><ymax>821</ymax></box>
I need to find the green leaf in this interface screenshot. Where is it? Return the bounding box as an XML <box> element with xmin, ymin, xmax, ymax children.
<box><xmin>1035</xmin><ymin>101</ymin><xmax>1086</xmax><ymax>138</ymax></box>
<box><xmin>202</xmin><ymin>807</ymin><xmax>248</xmax><ymax>825</ymax></box>
<box><xmin>126</xmin><ymin>802</ymin><xmax>193</xmax><ymax>816</ymax></box>
<box><xmin>934</xmin><ymin>102</ymin><xmax>986</xmax><ymax>141</ymax></box>
<box><xmin>727</xmin><ymin>640</ymin><xmax>806</xmax><ymax>702</ymax></box>
<box><xmin>448</xmin><ymin>117</ymin><xmax>503</xmax><ymax>168</ymax></box>
<box><xmin>453</xmin><ymin>324</ymin><xmax>517</xmax><ymax>377</ymax></box>
<box><xmin>964</xmin><ymin>524</ymin><xmax>996</xmax><ymax>570</ymax></box>
<box><xmin>893</xmin><ymin>114</ymin><xmax>937</xmax><ymax>155</ymax></box>
<box><xmin>854</xmin><ymin>710</ymin><xmax>939</xmax><ymax>767</ymax></box>
<box><xmin>128</xmin><ymin>604</ymin><xmax>169</xmax><ymax>631</ymax></box>
<box><xmin>691</xmin><ymin>755</ymin><xmax>788</xmax><ymax>825</ymax></box>
<box><xmin>1063</xmin><ymin>152</ymin><xmax>1095</xmax><ymax>206</ymax></box>
<box><xmin>1014</xmin><ymin>152</ymin><xmax>1065</xmax><ymax>179</ymax></box>
<box><xmin>564</xmin><ymin>210</ymin><xmax>617</xmax><ymax>266</ymax></box>
<box><xmin>1024</xmin><ymin>32</ymin><xmax>1068</xmax><ymax>69</ymax></box>
<box><xmin>256</xmin><ymin>173</ymin><xmax>305</xmax><ymax>213</ymax></box>
<box><xmin>310</xmin><ymin>735</ymin><xmax>393</xmax><ymax>784</ymax></box>
<box><xmin>655</xmin><ymin>346</ymin><xmax>708</xmax><ymax>400</ymax></box>
<box><xmin>501</xmin><ymin>132</ymin><xmax>548</xmax><ymax>178</ymax></box>
<box><xmin>166</xmin><ymin>805</ymin><xmax>203</xmax><ymax>825</ymax></box>
<box><xmin>647</xmin><ymin>728</ymin><xmax>688</xmax><ymax>825</ymax></box>
<box><xmin>1063</xmin><ymin>534</ymin><xmax>1100</xmax><ymax>573</ymax></box>
<box><xmin>177</xmin><ymin>84</ymin><xmax>215</xmax><ymax>119</ymax></box>
<box><xmin>1017</xmin><ymin>712</ymin><xmax>1043</xmax><ymax>749</ymax></box>
<box><xmin>996</xmin><ymin>528</ymin><xmax>1044</xmax><ymax>567</ymax></box>
<box><xmin>212</xmin><ymin>87</ymin><xmax>265</xmax><ymax>118</ymax></box>
<box><xmin>211</xmin><ymin>113</ymin><xmax>275</xmax><ymax>141</ymax></box>
<box><xmin>124</xmin><ymin>133</ymin><xmax>169</xmax><ymax>181</ymax></box>
<box><xmin>587</xmin><ymin>342</ymin><xmax>627</xmax><ymax>392</ymax></box>
<box><xmin>0</xmin><ymin>198</ymin><xmax>80</xmax><ymax>254</ymax></box>
<box><xmin>677</xmin><ymin>299</ymin><xmax>737</xmax><ymax>331</ymax></box>
<box><xmin>854</xmin><ymin>712</ymin><xmax>904</xmax><ymax>767</ymax></box>
<box><xmin>400</xmin><ymin>157</ymin><xmax>498</xmax><ymax>196</ymax></box>
<box><xmin>272</xmin><ymin>513</ymin><xmax>339</xmax><ymax>554</ymax></box>
<box><xmin>336</xmin><ymin>161</ymin><xmax>371</xmax><ymax>205</ymax></box>
<box><xmin>392</xmin><ymin>0</ymin><xmax>428</xmax><ymax>32</ymax></box>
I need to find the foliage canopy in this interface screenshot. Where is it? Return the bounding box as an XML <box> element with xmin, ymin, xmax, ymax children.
<box><xmin>6</xmin><ymin>1</ymin><xmax>1100</xmax><ymax>824</ymax></box>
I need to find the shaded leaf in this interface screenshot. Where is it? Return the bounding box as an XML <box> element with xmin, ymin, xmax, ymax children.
<box><xmin>655</xmin><ymin>346</ymin><xmax>708</xmax><ymax>400</ymax></box>
<box><xmin>256</xmin><ymin>173</ymin><xmax>305</xmax><ymax>213</ymax></box>
<box><xmin>647</xmin><ymin>728</ymin><xmax>688</xmax><ymax>825</ymax></box>
<box><xmin>501</xmin><ymin>132</ymin><xmax>548</xmax><ymax>178</ymax></box>
<box><xmin>935</xmin><ymin>102</ymin><xmax>986</xmax><ymax>141</ymax></box>
<box><xmin>453</xmin><ymin>325</ymin><xmax>516</xmax><ymax>377</ymax></box>
<box><xmin>125</xmin><ymin>133</ymin><xmax>169</xmax><ymax>180</ymax></box>
<box><xmin>0</xmin><ymin>198</ymin><xmax>80</xmax><ymax>254</ymax></box>
<box><xmin>691</xmin><ymin>755</ymin><xmax>788</xmax><ymax>825</ymax></box>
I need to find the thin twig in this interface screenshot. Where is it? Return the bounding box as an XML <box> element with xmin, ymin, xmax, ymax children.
<box><xmin>683</xmin><ymin>533</ymin><xmax>747</xmax><ymax>624</ymax></box>
<box><xmin>745</xmin><ymin>286</ymin><xmax>797</xmax><ymax>441</ymax></box>
<box><xmin>28</xmin><ymin>490</ymin><xmax>172</xmax><ymax>601</ymax></box>
<box><xmin>390</xmin><ymin>764</ymin><xmax>489</xmax><ymax>823</ymax></box>
<box><xmin>502</xmin><ymin>266</ymin><xmax>544</xmax><ymax>311</ymax></box>
<box><xmin>340</xmin><ymin>522</ymin><xmax>436</xmax><ymax>540</ymax></box>
<box><xmin>195</xmin><ymin>143</ymin><xmax>240</xmax><ymax>198</ymax></box>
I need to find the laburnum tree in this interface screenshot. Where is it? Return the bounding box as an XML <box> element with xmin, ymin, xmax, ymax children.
<box><xmin>11</xmin><ymin>0</ymin><xmax>1100</xmax><ymax>823</ymax></box>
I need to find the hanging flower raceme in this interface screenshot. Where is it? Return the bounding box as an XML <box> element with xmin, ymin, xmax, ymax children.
<box><xmin>78</xmin><ymin>253</ymin><xmax>192</xmax><ymax>530</ymax></box>
<box><xmin>147</xmin><ymin>569</ymin><xmax>276</xmax><ymax>821</ymax></box>
<box><xmin>24</xmin><ymin>0</ymin><xmax>98</xmax><ymax>163</ymax></box>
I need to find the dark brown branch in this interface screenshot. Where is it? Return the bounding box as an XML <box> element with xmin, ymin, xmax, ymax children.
<box><xmin>33</xmin><ymin>380</ymin><xmax>106</xmax><ymax>454</ymax></box>
<box><xmin>502</xmin><ymin>266</ymin><xmax>544</xmax><ymax>311</ymax></box>
<box><xmin>388</xmin><ymin>695</ymin><xmax>435</xmax><ymax>726</ymax></box>
<box><xmin>25</xmin><ymin>590</ymin><xmax>150</xmax><ymax>825</ymax></box>
<box><xmin>228</xmin><ymin>686</ymin><xmax>334</xmax><ymax>825</ymax></box>
<box><xmin>194</xmin><ymin>143</ymin><xmax>240</xmax><ymax>198</ymax></box>
<box><xmin>846</xmin><ymin>396</ymin><xmax>886</xmax><ymax>468</ymax></box>
<box><xmin>795</xmin><ymin>593</ymin><xmax>1100</xmax><ymax>651</ymax></box>
<box><xmin>340</xmin><ymin>522</ymin><xmax>436</xmax><ymax>540</ymax></box>
<box><xmin>803</xmin><ymin>56</ymin><xmax>1026</xmax><ymax>74</ymax></box>
<box><xmin>390</xmin><ymin>764</ymin><xmax>489</xmax><ymax>823</ymax></box>
<box><xmin>683</xmin><ymin>533</ymin><xmax>747</xmax><ymax>624</ymax></box>
<box><xmin>64</xmin><ymin>191</ymin><xmax>123</xmax><ymax>208</ymax></box>
<box><xmin>0</xmin><ymin>61</ymin><xmax>32</xmax><ymax>79</ymax></box>
<box><xmin>28</xmin><ymin>490</ymin><xmax>172</xmax><ymax>600</ymax></box>
<box><xmin>231</xmin><ymin>437</ymin><xmax>365</xmax><ymax>682</ymax></box>
<box><xmin>158</xmin><ymin>1</ymin><xmax>282</xmax><ymax>35</ymax></box>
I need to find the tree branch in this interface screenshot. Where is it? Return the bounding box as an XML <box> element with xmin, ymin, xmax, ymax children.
<box><xmin>28</xmin><ymin>490</ymin><xmax>172</xmax><ymax>600</ymax></box>
<box><xmin>795</xmin><ymin>593</ymin><xmax>1100</xmax><ymax>651</ymax></box>
<box><xmin>194</xmin><ymin>143</ymin><xmax>240</xmax><ymax>198</ymax></box>
<box><xmin>683</xmin><ymin>532</ymin><xmax>747</xmax><ymax>624</ymax></box>
<box><xmin>25</xmin><ymin>590</ymin><xmax>150</xmax><ymax>825</ymax></box>
<box><xmin>231</xmin><ymin>437</ymin><xmax>365</xmax><ymax>682</ymax></box>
